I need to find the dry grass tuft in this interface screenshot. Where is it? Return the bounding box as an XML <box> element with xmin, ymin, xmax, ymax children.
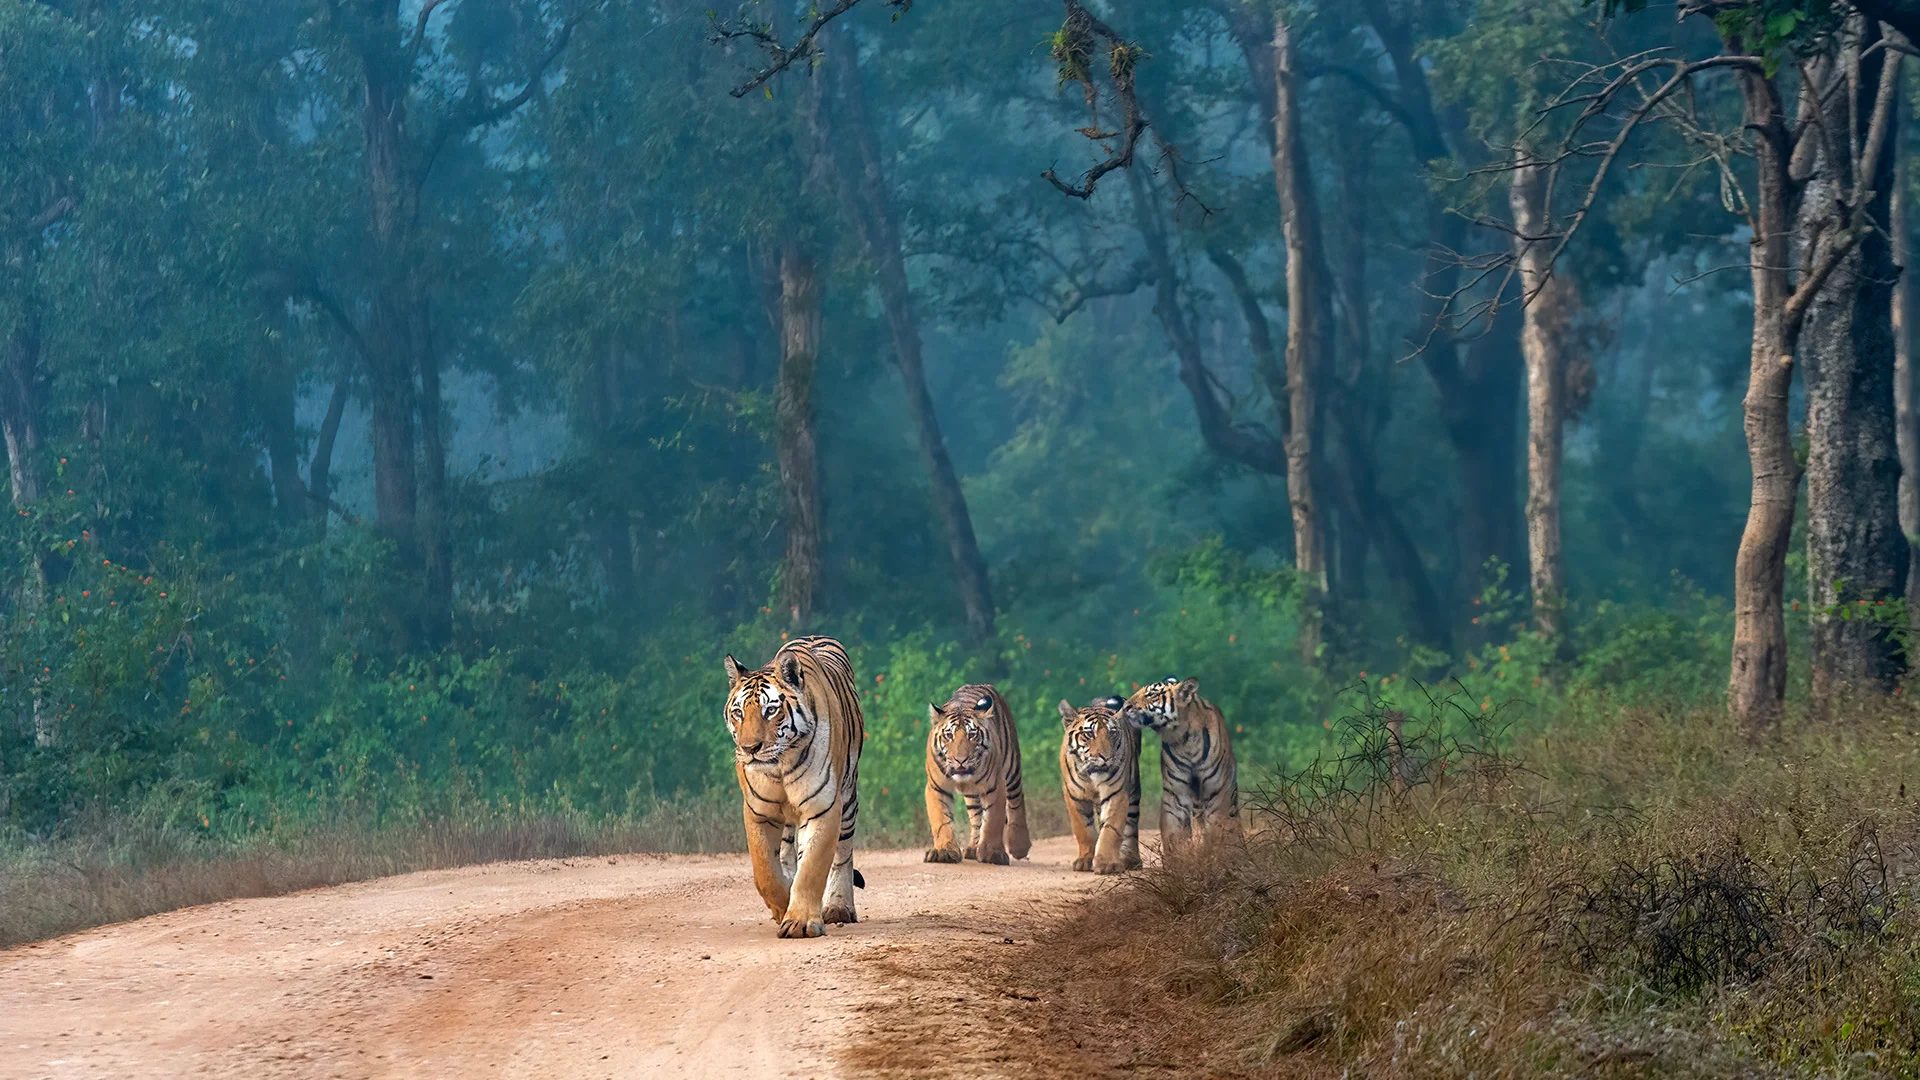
<box><xmin>933</xmin><ymin>689</ymin><xmax>1920</xmax><ymax>1078</ymax></box>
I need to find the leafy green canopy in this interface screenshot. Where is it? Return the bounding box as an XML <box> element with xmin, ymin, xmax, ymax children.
<box><xmin>0</xmin><ymin>0</ymin><xmax>1767</xmax><ymax>842</ymax></box>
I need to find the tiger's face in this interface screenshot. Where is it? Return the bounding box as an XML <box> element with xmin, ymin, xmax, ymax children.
<box><xmin>723</xmin><ymin>653</ymin><xmax>813</xmax><ymax>768</ymax></box>
<box><xmin>1059</xmin><ymin>697</ymin><xmax>1128</xmax><ymax>778</ymax></box>
<box><xmin>929</xmin><ymin>691</ymin><xmax>996</xmax><ymax>781</ymax></box>
<box><xmin>1121</xmin><ymin>677</ymin><xmax>1198</xmax><ymax>732</ymax></box>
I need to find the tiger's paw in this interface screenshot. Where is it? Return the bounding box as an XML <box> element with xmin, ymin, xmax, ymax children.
<box><xmin>1125</xmin><ymin>855</ymin><xmax>1144</xmax><ymax>870</ymax></box>
<box><xmin>777</xmin><ymin>916</ymin><xmax>826</xmax><ymax>939</ymax></box>
<box><xmin>924</xmin><ymin>847</ymin><xmax>963</xmax><ymax>864</ymax></box>
<box><xmin>1071</xmin><ymin>855</ymin><xmax>1094</xmax><ymax>872</ymax></box>
<box><xmin>963</xmin><ymin>845</ymin><xmax>979</xmax><ymax>860</ymax></box>
<box><xmin>1094</xmin><ymin>859</ymin><xmax>1126</xmax><ymax>875</ymax></box>
<box><xmin>823</xmin><ymin>904</ymin><xmax>858</xmax><ymax>925</ymax></box>
<box><xmin>983</xmin><ymin>851</ymin><xmax>1010</xmax><ymax>866</ymax></box>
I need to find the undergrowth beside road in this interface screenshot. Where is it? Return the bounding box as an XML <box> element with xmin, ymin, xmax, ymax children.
<box><xmin>948</xmin><ymin>690</ymin><xmax>1920</xmax><ymax>1080</ymax></box>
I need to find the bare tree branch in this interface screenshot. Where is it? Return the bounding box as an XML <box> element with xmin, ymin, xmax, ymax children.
<box><xmin>1048</xmin><ymin>258</ymin><xmax>1153</xmax><ymax>323</ymax></box>
<box><xmin>1784</xmin><ymin>223</ymin><xmax>1860</xmax><ymax>337</ymax></box>
<box><xmin>1422</xmin><ymin>51</ymin><xmax>1767</xmax><ymax>341</ymax></box>
<box><xmin>712</xmin><ymin>0</ymin><xmax>912</xmax><ymax>98</ymax></box>
<box><xmin>1204</xmin><ymin>243</ymin><xmax>1285</xmax><ymax>415</ymax></box>
<box><xmin>305</xmin><ymin>487</ymin><xmax>363</xmax><ymax>525</ymax></box>
<box><xmin>709</xmin><ymin>0</ymin><xmax>1189</xmax><ymax>204</ymax></box>
<box><xmin>21</xmin><ymin>196</ymin><xmax>77</xmax><ymax>238</ymax></box>
<box><xmin>303</xmin><ymin>282</ymin><xmax>374</xmax><ymax>367</ymax></box>
<box><xmin>1299</xmin><ymin>61</ymin><xmax>1418</xmax><ymax>133</ymax></box>
<box><xmin>1781</xmin><ymin>29</ymin><xmax>1903</xmax><ymax>340</ymax></box>
<box><xmin>1856</xmin><ymin>29</ymin><xmax>1903</xmax><ymax>201</ymax></box>
<box><xmin>1040</xmin><ymin>0</ymin><xmax>1150</xmax><ymax>200</ymax></box>
<box><xmin>404</xmin><ymin>0</ymin><xmax>455</xmax><ymax>67</ymax></box>
<box><xmin>425</xmin><ymin>15</ymin><xmax>578</xmax><ymax>170</ymax></box>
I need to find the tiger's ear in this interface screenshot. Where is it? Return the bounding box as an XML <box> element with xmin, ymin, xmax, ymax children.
<box><xmin>928</xmin><ymin>703</ymin><xmax>943</xmax><ymax>724</ymax></box>
<box><xmin>1176</xmin><ymin>677</ymin><xmax>1200</xmax><ymax>703</ymax></box>
<box><xmin>1057</xmin><ymin>699</ymin><xmax>1077</xmax><ymax>726</ymax></box>
<box><xmin>723</xmin><ymin>655</ymin><xmax>746</xmax><ymax>684</ymax></box>
<box><xmin>778</xmin><ymin>652</ymin><xmax>804</xmax><ymax>689</ymax></box>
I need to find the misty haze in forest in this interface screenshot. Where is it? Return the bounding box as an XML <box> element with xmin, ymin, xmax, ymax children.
<box><xmin>2</xmin><ymin>0</ymin><xmax>1914</xmax><ymax>867</ymax></box>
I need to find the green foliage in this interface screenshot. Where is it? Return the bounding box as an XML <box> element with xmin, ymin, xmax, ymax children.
<box><xmin>0</xmin><ymin>0</ymin><xmax>1839</xmax><ymax>959</ymax></box>
<box><xmin>1589</xmin><ymin>0</ymin><xmax>1846</xmax><ymax>75</ymax></box>
<box><xmin>1429</xmin><ymin>0</ymin><xmax>1582</xmax><ymax>137</ymax></box>
<box><xmin>1709</xmin><ymin>0</ymin><xmax>1847</xmax><ymax>74</ymax></box>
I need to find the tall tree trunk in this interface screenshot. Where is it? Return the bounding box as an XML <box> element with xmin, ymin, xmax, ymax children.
<box><xmin>589</xmin><ymin>340</ymin><xmax>637</xmax><ymax>606</ymax></box>
<box><xmin>1801</xmin><ymin>37</ymin><xmax>1905</xmax><ymax>707</ymax></box>
<box><xmin>1329</xmin><ymin>100</ymin><xmax>1375</xmax><ymax>612</ymax></box>
<box><xmin>417</xmin><ymin>332</ymin><xmax>452</xmax><ymax>649</ymax></box>
<box><xmin>330</xmin><ymin>0</ymin><xmax>557</xmax><ymax>648</ymax></box>
<box><xmin>1228</xmin><ymin>4</ymin><xmax>1451</xmax><ymax>653</ymax></box>
<box><xmin>2</xmin><ymin>310</ymin><xmax>49</xmax><ymax>744</ymax></box>
<box><xmin>1335</xmin><ymin>413</ymin><xmax>1451</xmax><ymax>653</ymax></box>
<box><xmin>1</xmin><ymin>316</ymin><xmax>45</xmax><ymax>515</ymax></box>
<box><xmin>255</xmin><ymin>306</ymin><xmax>310</xmax><ymax>527</ymax></box>
<box><xmin>1358</xmin><ymin>0</ymin><xmax>1526</xmax><ymax>631</ymax></box>
<box><xmin>1448</xmin><ymin>302</ymin><xmax>1527</xmax><ymax>617</ymax></box>
<box><xmin>1510</xmin><ymin>149</ymin><xmax>1569</xmax><ymax>637</ymax></box>
<box><xmin>822</xmin><ymin>38</ymin><xmax>995</xmax><ymax>639</ymax></box>
<box><xmin>1128</xmin><ymin>170</ymin><xmax>1292</xmax><ymax>507</ymax></box>
<box><xmin>309</xmin><ymin>374</ymin><xmax>351</xmax><ymax>527</ymax></box>
<box><xmin>1729</xmin><ymin>61</ymin><xmax>1807</xmax><ymax>729</ymax></box>
<box><xmin>1896</xmin><ymin>91</ymin><xmax>1920</xmax><ymax>617</ymax></box>
<box><xmin>775</xmin><ymin>243</ymin><xmax>823</xmax><ymax>626</ymax></box>
<box><xmin>1214</xmin><ymin>237</ymin><xmax>1451</xmax><ymax>654</ymax></box>
<box><xmin>1270</xmin><ymin>15</ymin><xmax>1329</xmax><ymax>667</ymax></box>
<box><xmin>365</xmin><ymin>292</ymin><xmax>422</xmax><ymax>641</ymax></box>
<box><xmin>1603</xmin><ymin>345</ymin><xmax>1658</xmax><ymax>550</ymax></box>
<box><xmin>358</xmin><ymin>21</ymin><xmax>430</xmax><ymax>649</ymax></box>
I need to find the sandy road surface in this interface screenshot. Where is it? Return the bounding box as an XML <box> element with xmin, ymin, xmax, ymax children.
<box><xmin>0</xmin><ymin>835</ymin><xmax>1106</xmax><ymax>1079</ymax></box>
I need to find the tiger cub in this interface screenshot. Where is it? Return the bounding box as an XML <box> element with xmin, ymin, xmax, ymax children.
<box><xmin>1057</xmin><ymin>697</ymin><xmax>1143</xmax><ymax>874</ymax></box>
<box><xmin>722</xmin><ymin>635</ymin><xmax>866</xmax><ymax>939</ymax></box>
<box><xmin>924</xmin><ymin>684</ymin><xmax>1031</xmax><ymax>866</ymax></box>
<box><xmin>1120</xmin><ymin>677</ymin><xmax>1240</xmax><ymax>848</ymax></box>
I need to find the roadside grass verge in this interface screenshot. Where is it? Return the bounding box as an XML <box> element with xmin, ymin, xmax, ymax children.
<box><xmin>951</xmin><ymin>687</ymin><xmax>1920</xmax><ymax>1079</ymax></box>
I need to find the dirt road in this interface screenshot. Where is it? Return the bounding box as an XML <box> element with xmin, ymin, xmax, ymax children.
<box><xmin>0</xmin><ymin>834</ymin><xmax>1108</xmax><ymax>1079</ymax></box>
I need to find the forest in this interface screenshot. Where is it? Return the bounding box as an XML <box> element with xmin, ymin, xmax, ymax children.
<box><xmin>10</xmin><ymin>0</ymin><xmax>1920</xmax><ymax>1063</ymax></box>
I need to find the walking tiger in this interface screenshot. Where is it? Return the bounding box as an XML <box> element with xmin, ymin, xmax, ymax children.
<box><xmin>722</xmin><ymin>635</ymin><xmax>865</xmax><ymax>938</ymax></box>
<box><xmin>1119</xmin><ymin>677</ymin><xmax>1240</xmax><ymax>849</ymax></box>
<box><xmin>924</xmin><ymin>683</ymin><xmax>1031</xmax><ymax>865</ymax></box>
<box><xmin>1057</xmin><ymin>697</ymin><xmax>1142</xmax><ymax>874</ymax></box>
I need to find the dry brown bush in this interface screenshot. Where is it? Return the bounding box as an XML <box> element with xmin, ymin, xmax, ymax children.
<box><xmin>938</xmin><ymin>689</ymin><xmax>1920</xmax><ymax>1079</ymax></box>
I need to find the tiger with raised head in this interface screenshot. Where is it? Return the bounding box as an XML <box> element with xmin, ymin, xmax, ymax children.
<box><xmin>1057</xmin><ymin>696</ymin><xmax>1142</xmax><ymax>874</ymax></box>
<box><xmin>722</xmin><ymin>635</ymin><xmax>866</xmax><ymax>938</ymax></box>
<box><xmin>1119</xmin><ymin>677</ymin><xmax>1239</xmax><ymax>849</ymax></box>
<box><xmin>924</xmin><ymin>683</ymin><xmax>1031</xmax><ymax>866</ymax></box>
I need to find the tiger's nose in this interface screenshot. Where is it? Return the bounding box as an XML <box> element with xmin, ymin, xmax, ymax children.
<box><xmin>740</xmin><ymin>738</ymin><xmax>764</xmax><ymax>754</ymax></box>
